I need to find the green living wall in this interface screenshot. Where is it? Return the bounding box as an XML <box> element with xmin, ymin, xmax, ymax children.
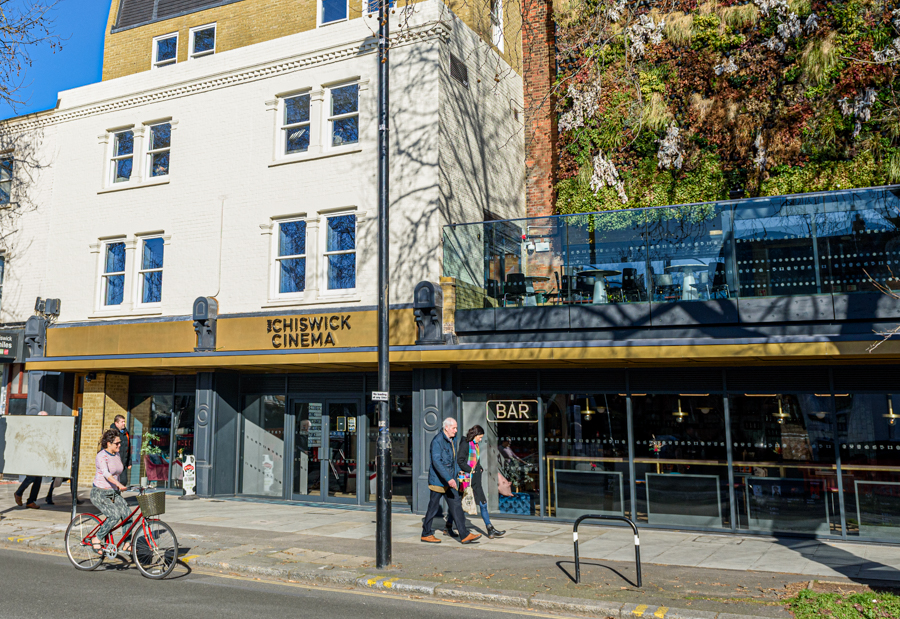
<box><xmin>554</xmin><ymin>0</ymin><xmax>900</xmax><ymax>213</ymax></box>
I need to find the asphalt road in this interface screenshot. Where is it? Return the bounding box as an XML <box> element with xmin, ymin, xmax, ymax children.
<box><xmin>0</xmin><ymin>547</ymin><xmax>559</xmax><ymax>619</ymax></box>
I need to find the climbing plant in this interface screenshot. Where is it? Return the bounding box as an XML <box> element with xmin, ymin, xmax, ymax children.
<box><xmin>553</xmin><ymin>0</ymin><xmax>900</xmax><ymax>214</ymax></box>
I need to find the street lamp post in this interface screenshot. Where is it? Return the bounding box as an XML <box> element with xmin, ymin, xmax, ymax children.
<box><xmin>375</xmin><ymin>0</ymin><xmax>392</xmax><ymax>569</ymax></box>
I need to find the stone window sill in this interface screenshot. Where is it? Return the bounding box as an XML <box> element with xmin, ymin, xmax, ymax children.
<box><xmin>269</xmin><ymin>147</ymin><xmax>362</xmax><ymax>168</ymax></box>
<box><xmin>88</xmin><ymin>308</ymin><xmax>164</xmax><ymax>319</ymax></box>
<box><xmin>98</xmin><ymin>177</ymin><xmax>170</xmax><ymax>194</ymax></box>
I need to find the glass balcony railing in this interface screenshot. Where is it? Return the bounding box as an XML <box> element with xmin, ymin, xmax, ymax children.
<box><xmin>442</xmin><ymin>186</ymin><xmax>900</xmax><ymax>320</ymax></box>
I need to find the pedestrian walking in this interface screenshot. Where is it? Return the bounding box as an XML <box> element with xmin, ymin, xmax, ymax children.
<box><xmin>89</xmin><ymin>428</ymin><xmax>130</xmax><ymax>555</ymax></box>
<box><xmin>453</xmin><ymin>425</ymin><xmax>506</xmax><ymax>539</ymax></box>
<box><xmin>420</xmin><ymin>418</ymin><xmax>481</xmax><ymax>544</ymax></box>
<box><xmin>110</xmin><ymin>414</ymin><xmax>132</xmax><ymax>486</ymax></box>
<box><xmin>13</xmin><ymin>411</ymin><xmax>49</xmax><ymax>509</ymax></box>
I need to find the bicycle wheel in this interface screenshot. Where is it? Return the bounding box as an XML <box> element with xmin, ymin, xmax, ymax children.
<box><xmin>65</xmin><ymin>514</ymin><xmax>104</xmax><ymax>571</ymax></box>
<box><xmin>132</xmin><ymin>519</ymin><xmax>178</xmax><ymax>579</ymax></box>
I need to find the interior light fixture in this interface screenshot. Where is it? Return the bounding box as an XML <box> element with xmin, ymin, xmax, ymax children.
<box><xmin>745</xmin><ymin>394</ymin><xmax>778</xmax><ymax>397</ymax></box>
<box><xmin>884</xmin><ymin>395</ymin><xmax>900</xmax><ymax>427</ymax></box>
<box><xmin>773</xmin><ymin>398</ymin><xmax>790</xmax><ymax>425</ymax></box>
<box><xmin>698</xmin><ymin>407</ymin><xmax>712</xmax><ymax>414</ymax></box>
<box><xmin>582</xmin><ymin>398</ymin><xmax>593</xmax><ymax>422</ymax></box>
<box><xmin>673</xmin><ymin>398</ymin><xmax>688</xmax><ymax>423</ymax></box>
<box><xmin>680</xmin><ymin>393</ymin><xmax>710</xmax><ymax>397</ymax></box>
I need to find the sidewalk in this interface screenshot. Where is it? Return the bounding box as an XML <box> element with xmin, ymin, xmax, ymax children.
<box><xmin>2</xmin><ymin>482</ymin><xmax>898</xmax><ymax>619</ymax></box>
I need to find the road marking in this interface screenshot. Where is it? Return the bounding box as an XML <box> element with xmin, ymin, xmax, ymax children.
<box><xmin>8</xmin><ymin>536</ymin><xmax>36</xmax><ymax>543</ymax></box>
<box><xmin>654</xmin><ymin>607</ymin><xmax>668</xmax><ymax>618</ymax></box>
<box><xmin>367</xmin><ymin>576</ymin><xmax>383</xmax><ymax>586</ymax></box>
<box><xmin>182</xmin><ymin>555</ymin><xmax>198</xmax><ymax>563</ymax></box>
<box><xmin>633</xmin><ymin>604</ymin><xmax>648</xmax><ymax>616</ymax></box>
<box><xmin>382</xmin><ymin>578</ymin><xmax>397</xmax><ymax>588</ymax></box>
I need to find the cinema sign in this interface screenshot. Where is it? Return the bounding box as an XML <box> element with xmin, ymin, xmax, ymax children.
<box><xmin>486</xmin><ymin>400</ymin><xmax>539</xmax><ymax>423</ymax></box>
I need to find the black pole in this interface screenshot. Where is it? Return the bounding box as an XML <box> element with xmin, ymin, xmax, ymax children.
<box><xmin>375</xmin><ymin>0</ymin><xmax>392</xmax><ymax>570</ymax></box>
<box><xmin>70</xmin><ymin>412</ymin><xmax>82</xmax><ymax>520</ymax></box>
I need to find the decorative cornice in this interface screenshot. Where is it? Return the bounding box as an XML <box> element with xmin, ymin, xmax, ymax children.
<box><xmin>5</xmin><ymin>21</ymin><xmax>451</xmax><ymax>133</ymax></box>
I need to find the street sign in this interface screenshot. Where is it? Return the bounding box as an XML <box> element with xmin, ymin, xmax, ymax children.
<box><xmin>372</xmin><ymin>391</ymin><xmax>389</xmax><ymax>402</ymax></box>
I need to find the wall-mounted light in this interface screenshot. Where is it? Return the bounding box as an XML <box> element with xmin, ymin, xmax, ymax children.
<box><xmin>673</xmin><ymin>398</ymin><xmax>688</xmax><ymax>423</ymax></box>
<box><xmin>885</xmin><ymin>395</ymin><xmax>900</xmax><ymax>426</ymax></box>
<box><xmin>85</xmin><ymin>372</ymin><xmax>97</xmax><ymax>383</ymax></box>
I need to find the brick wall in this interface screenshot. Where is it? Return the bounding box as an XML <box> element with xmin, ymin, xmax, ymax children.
<box><xmin>521</xmin><ymin>0</ymin><xmax>557</xmax><ymax>218</ymax></box>
<box><xmin>77</xmin><ymin>373</ymin><xmax>130</xmax><ymax>486</ymax></box>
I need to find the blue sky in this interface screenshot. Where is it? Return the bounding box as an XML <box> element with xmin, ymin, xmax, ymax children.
<box><xmin>0</xmin><ymin>0</ymin><xmax>109</xmax><ymax>120</ymax></box>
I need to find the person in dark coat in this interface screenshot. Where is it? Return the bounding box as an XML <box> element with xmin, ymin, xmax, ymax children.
<box><xmin>448</xmin><ymin>425</ymin><xmax>506</xmax><ymax>539</ymax></box>
<box><xmin>420</xmin><ymin>418</ymin><xmax>481</xmax><ymax>544</ymax></box>
<box><xmin>110</xmin><ymin>415</ymin><xmax>132</xmax><ymax>486</ymax></box>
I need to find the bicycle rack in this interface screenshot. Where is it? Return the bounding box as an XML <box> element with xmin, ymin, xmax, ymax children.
<box><xmin>573</xmin><ymin>514</ymin><xmax>642</xmax><ymax>588</ymax></box>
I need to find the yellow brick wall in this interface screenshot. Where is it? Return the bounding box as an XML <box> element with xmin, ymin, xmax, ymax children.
<box><xmin>102</xmin><ymin>0</ymin><xmax>520</xmax><ymax>81</ymax></box>
<box><xmin>77</xmin><ymin>372</ymin><xmax>130</xmax><ymax>486</ymax></box>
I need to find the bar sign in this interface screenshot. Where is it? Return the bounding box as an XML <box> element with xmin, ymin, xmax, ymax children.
<box><xmin>371</xmin><ymin>391</ymin><xmax>389</xmax><ymax>402</ymax></box>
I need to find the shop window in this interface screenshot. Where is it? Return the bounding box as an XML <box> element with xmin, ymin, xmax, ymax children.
<box><xmin>102</xmin><ymin>241</ymin><xmax>126</xmax><ymax>306</ymax></box>
<box><xmin>329</xmin><ymin>84</ymin><xmax>358</xmax><ymax>147</ymax></box>
<box><xmin>834</xmin><ymin>394</ymin><xmax>900</xmax><ymax>539</ymax></box>
<box><xmin>110</xmin><ymin>130</ymin><xmax>134</xmax><ymax>184</ymax></box>
<box><xmin>189</xmin><ymin>24</ymin><xmax>216</xmax><ymax>59</ymax></box>
<box><xmin>543</xmin><ymin>393</ymin><xmax>630</xmax><ymax>519</ymax></box>
<box><xmin>146</xmin><ymin>122</ymin><xmax>171</xmax><ymax>177</ymax></box>
<box><xmin>239</xmin><ymin>394</ymin><xmax>286</xmax><ymax>497</ymax></box>
<box><xmin>276</xmin><ymin>220</ymin><xmax>306</xmax><ymax>294</ymax></box>
<box><xmin>5</xmin><ymin>363</ymin><xmax>27</xmax><ymax>415</ymax></box>
<box><xmin>729</xmin><ymin>393</ymin><xmax>837</xmax><ymax>535</ymax></box>
<box><xmin>0</xmin><ymin>155</ymin><xmax>13</xmax><ymax>204</ymax></box>
<box><xmin>365</xmin><ymin>394</ymin><xmax>412</xmax><ymax>505</ymax></box>
<box><xmin>632</xmin><ymin>394</ymin><xmax>730</xmax><ymax>529</ymax></box>
<box><xmin>282</xmin><ymin>93</ymin><xmax>311</xmax><ymax>154</ymax></box>
<box><xmin>325</xmin><ymin>214</ymin><xmax>356</xmax><ymax>290</ymax></box>
<box><xmin>138</xmin><ymin>237</ymin><xmax>164</xmax><ymax>304</ymax></box>
<box><xmin>130</xmin><ymin>393</ymin><xmax>195</xmax><ymax>489</ymax></box>
<box><xmin>152</xmin><ymin>33</ymin><xmax>177</xmax><ymax>69</ymax></box>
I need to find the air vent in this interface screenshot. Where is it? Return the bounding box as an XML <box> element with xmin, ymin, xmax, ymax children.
<box><xmin>449</xmin><ymin>53</ymin><xmax>469</xmax><ymax>88</ymax></box>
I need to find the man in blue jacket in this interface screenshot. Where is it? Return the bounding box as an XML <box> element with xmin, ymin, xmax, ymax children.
<box><xmin>421</xmin><ymin>417</ymin><xmax>481</xmax><ymax>544</ymax></box>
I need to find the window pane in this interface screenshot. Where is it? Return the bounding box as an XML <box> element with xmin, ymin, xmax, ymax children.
<box><xmin>328</xmin><ymin>253</ymin><xmax>355</xmax><ymax>289</ymax></box>
<box><xmin>285</xmin><ymin>95</ymin><xmax>310</xmax><ymax>125</ymax></box>
<box><xmin>156</xmin><ymin>37</ymin><xmax>177</xmax><ymax>62</ymax></box>
<box><xmin>331</xmin><ymin>85</ymin><xmax>358</xmax><ymax>116</ymax></box>
<box><xmin>193</xmin><ymin>28</ymin><xmax>215</xmax><ymax>54</ymax></box>
<box><xmin>332</xmin><ymin>117</ymin><xmax>358</xmax><ymax>146</ymax></box>
<box><xmin>105</xmin><ymin>274</ymin><xmax>124</xmax><ymax>305</ymax></box>
<box><xmin>279</xmin><ymin>221</ymin><xmax>306</xmax><ymax>257</ymax></box>
<box><xmin>142</xmin><ymin>238</ymin><xmax>164</xmax><ymax>270</ymax></box>
<box><xmin>322</xmin><ymin>0</ymin><xmax>347</xmax><ymax>23</ymax></box>
<box><xmin>285</xmin><ymin>126</ymin><xmax>310</xmax><ymax>154</ymax></box>
<box><xmin>327</xmin><ymin>215</ymin><xmax>355</xmax><ymax>251</ymax></box>
<box><xmin>105</xmin><ymin>242</ymin><xmax>125</xmax><ymax>274</ymax></box>
<box><xmin>115</xmin><ymin>158</ymin><xmax>133</xmax><ymax>183</ymax></box>
<box><xmin>150</xmin><ymin>123</ymin><xmax>171</xmax><ymax>150</ymax></box>
<box><xmin>0</xmin><ymin>180</ymin><xmax>10</xmax><ymax>204</ymax></box>
<box><xmin>0</xmin><ymin>157</ymin><xmax>13</xmax><ymax>181</ymax></box>
<box><xmin>279</xmin><ymin>258</ymin><xmax>306</xmax><ymax>293</ymax></box>
<box><xmin>150</xmin><ymin>152</ymin><xmax>169</xmax><ymax>177</ymax></box>
<box><xmin>367</xmin><ymin>0</ymin><xmax>394</xmax><ymax>12</ymax></box>
<box><xmin>114</xmin><ymin>131</ymin><xmax>134</xmax><ymax>156</ymax></box>
<box><xmin>142</xmin><ymin>271</ymin><xmax>163</xmax><ymax>303</ymax></box>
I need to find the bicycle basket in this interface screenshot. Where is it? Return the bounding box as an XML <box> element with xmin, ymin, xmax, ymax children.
<box><xmin>136</xmin><ymin>491</ymin><xmax>166</xmax><ymax>517</ymax></box>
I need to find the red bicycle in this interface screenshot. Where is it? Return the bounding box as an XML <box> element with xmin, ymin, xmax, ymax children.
<box><xmin>64</xmin><ymin>486</ymin><xmax>179</xmax><ymax>579</ymax></box>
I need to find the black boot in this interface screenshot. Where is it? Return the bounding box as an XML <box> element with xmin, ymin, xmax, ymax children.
<box><xmin>486</xmin><ymin>525</ymin><xmax>505</xmax><ymax>539</ymax></box>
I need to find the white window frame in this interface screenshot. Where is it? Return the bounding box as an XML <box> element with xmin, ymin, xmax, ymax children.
<box><xmin>321</xmin><ymin>212</ymin><xmax>357</xmax><ymax>293</ymax></box>
<box><xmin>151</xmin><ymin>32</ymin><xmax>178</xmax><ymax>69</ymax></box>
<box><xmin>318</xmin><ymin>0</ymin><xmax>349</xmax><ymax>26</ymax></box>
<box><xmin>146</xmin><ymin>122</ymin><xmax>172</xmax><ymax>178</ymax></box>
<box><xmin>280</xmin><ymin>92</ymin><xmax>312</xmax><ymax>156</ymax></box>
<box><xmin>135</xmin><ymin>236</ymin><xmax>165</xmax><ymax>306</ymax></box>
<box><xmin>273</xmin><ymin>218</ymin><xmax>308</xmax><ymax>299</ymax></box>
<box><xmin>490</xmin><ymin>0</ymin><xmax>504</xmax><ymax>52</ymax></box>
<box><xmin>0</xmin><ymin>154</ymin><xmax>13</xmax><ymax>205</ymax></box>
<box><xmin>327</xmin><ymin>82</ymin><xmax>360</xmax><ymax>150</ymax></box>
<box><xmin>101</xmin><ymin>240</ymin><xmax>127</xmax><ymax>308</ymax></box>
<box><xmin>189</xmin><ymin>23</ymin><xmax>216</xmax><ymax>59</ymax></box>
<box><xmin>365</xmin><ymin>0</ymin><xmax>394</xmax><ymax>15</ymax></box>
<box><xmin>109</xmin><ymin>129</ymin><xmax>135</xmax><ymax>185</ymax></box>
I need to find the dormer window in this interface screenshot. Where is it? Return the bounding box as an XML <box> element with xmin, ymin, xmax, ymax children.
<box><xmin>152</xmin><ymin>33</ymin><xmax>177</xmax><ymax>69</ymax></box>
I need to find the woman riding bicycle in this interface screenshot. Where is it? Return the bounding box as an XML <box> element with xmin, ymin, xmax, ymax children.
<box><xmin>89</xmin><ymin>429</ymin><xmax>130</xmax><ymax>555</ymax></box>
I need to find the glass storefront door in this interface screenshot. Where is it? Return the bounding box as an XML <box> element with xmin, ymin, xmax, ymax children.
<box><xmin>289</xmin><ymin>398</ymin><xmax>362</xmax><ymax>503</ymax></box>
<box><xmin>130</xmin><ymin>393</ymin><xmax>196</xmax><ymax>490</ymax></box>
